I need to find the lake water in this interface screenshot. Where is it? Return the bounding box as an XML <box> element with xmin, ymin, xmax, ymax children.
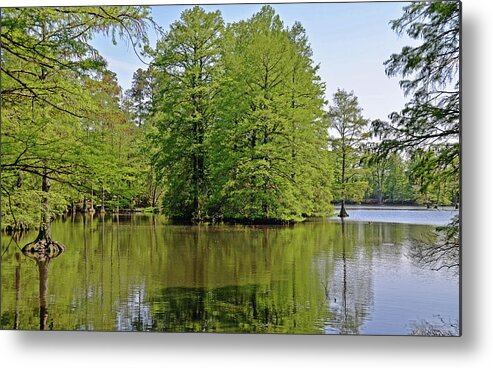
<box><xmin>331</xmin><ymin>206</ymin><xmax>458</xmax><ymax>226</ymax></box>
<box><xmin>0</xmin><ymin>208</ymin><xmax>459</xmax><ymax>335</ymax></box>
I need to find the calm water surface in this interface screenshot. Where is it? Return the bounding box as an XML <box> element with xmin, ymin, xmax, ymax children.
<box><xmin>331</xmin><ymin>206</ymin><xmax>458</xmax><ymax>226</ymax></box>
<box><xmin>1</xmin><ymin>209</ymin><xmax>459</xmax><ymax>334</ymax></box>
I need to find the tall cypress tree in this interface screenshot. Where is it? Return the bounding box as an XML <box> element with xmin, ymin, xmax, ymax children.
<box><xmin>327</xmin><ymin>89</ymin><xmax>369</xmax><ymax>218</ymax></box>
<box><xmin>210</xmin><ymin>6</ymin><xmax>331</xmax><ymax>222</ymax></box>
<box><xmin>149</xmin><ymin>6</ymin><xmax>224</xmax><ymax>221</ymax></box>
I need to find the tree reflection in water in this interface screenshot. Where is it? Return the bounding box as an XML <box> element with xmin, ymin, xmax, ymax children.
<box><xmin>0</xmin><ymin>214</ymin><xmax>458</xmax><ymax>334</ymax></box>
<box><xmin>13</xmin><ymin>253</ymin><xmax>21</xmax><ymax>330</ymax></box>
<box><xmin>410</xmin><ymin>317</ymin><xmax>459</xmax><ymax>336</ymax></box>
<box><xmin>22</xmin><ymin>239</ymin><xmax>64</xmax><ymax>330</ymax></box>
<box><xmin>321</xmin><ymin>220</ymin><xmax>374</xmax><ymax>334</ymax></box>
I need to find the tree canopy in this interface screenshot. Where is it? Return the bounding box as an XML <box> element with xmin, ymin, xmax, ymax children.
<box><xmin>148</xmin><ymin>6</ymin><xmax>225</xmax><ymax>221</ymax></box>
<box><xmin>373</xmin><ymin>1</ymin><xmax>460</xmax><ymax>200</ymax></box>
<box><xmin>327</xmin><ymin>89</ymin><xmax>369</xmax><ymax>217</ymax></box>
<box><xmin>373</xmin><ymin>0</ymin><xmax>460</xmax><ymax>269</ymax></box>
<box><xmin>1</xmin><ymin>6</ymin><xmax>154</xmax><ymax>232</ymax></box>
<box><xmin>147</xmin><ymin>6</ymin><xmax>332</xmax><ymax>223</ymax></box>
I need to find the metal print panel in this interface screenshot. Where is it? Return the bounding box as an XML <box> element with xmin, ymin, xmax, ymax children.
<box><xmin>0</xmin><ymin>1</ymin><xmax>461</xmax><ymax>335</ymax></box>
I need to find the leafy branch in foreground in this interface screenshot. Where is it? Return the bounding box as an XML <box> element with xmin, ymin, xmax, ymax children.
<box><xmin>374</xmin><ymin>1</ymin><xmax>460</xmax><ymax>269</ymax></box>
<box><xmin>372</xmin><ymin>1</ymin><xmax>460</xmax><ymax>193</ymax></box>
<box><xmin>409</xmin><ymin>215</ymin><xmax>459</xmax><ymax>273</ymax></box>
<box><xmin>410</xmin><ymin>317</ymin><xmax>459</xmax><ymax>336</ymax></box>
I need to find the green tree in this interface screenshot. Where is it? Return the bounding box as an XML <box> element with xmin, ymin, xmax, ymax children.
<box><xmin>286</xmin><ymin>22</ymin><xmax>333</xmax><ymax>217</ymax></box>
<box><xmin>124</xmin><ymin>68</ymin><xmax>154</xmax><ymax>127</ymax></box>
<box><xmin>383</xmin><ymin>154</ymin><xmax>415</xmax><ymax>203</ymax></box>
<box><xmin>408</xmin><ymin>148</ymin><xmax>459</xmax><ymax>207</ymax></box>
<box><xmin>363</xmin><ymin>148</ymin><xmax>414</xmax><ymax>204</ymax></box>
<box><xmin>84</xmin><ymin>70</ymin><xmax>150</xmax><ymax>212</ymax></box>
<box><xmin>1</xmin><ymin>7</ymin><xmax>152</xmax><ymax>239</ymax></box>
<box><xmin>209</xmin><ymin>6</ymin><xmax>331</xmax><ymax>222</ymax></box>
<box><xmin>149</xmin><ymin>6</ymin><xmax>224</xmax><ymax>221</ymax></box>
<box><xmin>123</xmin><ymin>67</ymin><xmax>163</xmax><ymax>209</ymax></box>
<box><xmin>327</xmin><ymin>89</ymin><xmax>369</xmax><ymax>217</ymax></box>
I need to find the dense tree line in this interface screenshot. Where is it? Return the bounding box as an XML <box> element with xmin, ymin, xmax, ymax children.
<box><xmin>0</xmin><ymin>2</ymin><xmax>460</xmax><ymax>338</ymax></box>
<box><xmin>143</xmin><ymin>5</ymin><xmax>459</xmax><ymax>223</ymax></box>
<box><xmin>1</xmin><ymin>3</ymin><xmax>460</xmax><ymax>232</ymax></box>
<box><xmin>145</xmin><ymin>6</ymin><xmax>333</xmax><ymax>223</ymax></box>
<box><xmin>1</xmin><ymin>7</ymin><xmax>158</xmax><ymax>235</ymax></box>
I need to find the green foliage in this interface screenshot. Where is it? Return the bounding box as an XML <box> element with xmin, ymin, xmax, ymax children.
<box><xmin>121</xmin><ymin>68</ymin><xmax>164</xmax><ymax>209</ymax></box>
<box><xmin>124</xmin><ymin>68</ymin><xmax>155</xmax><ymax>127</ymax></box>
<box><xmin>148</xmin><ymin>6</ymin><xmax>332</xmax><ymax>222</ymax></box>
<box><xmin>3</xmin><ymin>3</ymin><xmax>459</xmax><ymax>229</ymax></box>
<box><xmin>408</xmin><ymin>147</ymin><xmax>459</xmax><ymax>206</ymax></box>
<box><xmin>363</xmin><ymin>150</ymin><xmax>415</xmax><ymax>204</ymax></box>
<box><xmin>373</xmin><ymin>1</ymin><xmax>460</xmax><ymax>198</ymax></box>
<box><xmin>1</xmin><ymin>6</ymin><xmax>153</xmax><ymax>230</ymax></box>
<box><xmin>148</xmin><ymin>6</ymin><xmax>224</xmax><ymax>221</ymax></box>
<box><xmin>372</xmin><ymin>1</ymin><xmax>460</xmax><ymax>271</ymax></box>
<box><xmin>327</xmin><ymin>89</ymin><xmax>369</xmax><ymax>205</ymax></box>
<box><xmin>210</xmin><ymin>7</ymin><xmax>331</xmax><ymax>222</ymax></box>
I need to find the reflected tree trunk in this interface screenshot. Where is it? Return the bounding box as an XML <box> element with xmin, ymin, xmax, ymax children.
<box><xmin>101</xmin><ymin>213</ymin><xmax>105</xmax><ymax>315</ymax></box>
<box><xmin>338</xmin><ymin>151</ymin><xmax>349</xmax><ymax>218</ymax></box>
<box><xmin>38</xmin><ymin>259</ymin><xmax>49</xmax><ymax>330</ymax></box>
<box><xmin>19</xmin><ymin>168</ymin><xmax>65</xmax><ymax>329</ymax></box>
<box><xmin>82</xmin><ymin>196</ymin><xmax>87</xmax><ymax>213</ymax></box>
<box><xmin>341</xmin><ymin>221</ymin><xmax>348</xmax><ymax>325</ymax></box>
<box><xmin>22</xmin><ymin>243</ymin><xmax>62</xmax><ymax>330</ymax></box>
<box><xmin>83</xmin><ymin>213</ymin><xmax>89</xmax><ymax>329</ymax></box>
<box><xmin>116</xmin><ymin>212</ymin><xmax>122</xmax><ymax>309</ymax></box>
<box><xmin>14</xmin><ymin>253</ymin><xmax>21</xmax><ymax>330</ymax></box>
<box><xmin>110</xmin><ymin>213</ymin><xmax>114</xmax><ymax>317</ymax></box>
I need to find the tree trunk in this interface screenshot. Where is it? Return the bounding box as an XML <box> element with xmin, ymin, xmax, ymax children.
<box><xmin>377</xmin><ymin>191</ymin><xmax>383</xmax><ymax>205</ymax></box>
<box><xmin>22</xmin><ymin>170</ymin><xmax>64</xmax><ymax>256</ymax></box>
<box><xmin>81</xmin><ymin>196</ymin><xmax>87</xmax><ymax>213</ymax></box>
<box><xmin>339</xmin><ymin>200</ymin><xmax>349</xmax><ymax>218</ymax></box>
<box><xmin>36</xmin><ymin>171</ymin><xmax>52</xmax><ymax>242</ymax></box>
<box><xmin>14</xmin><ymin>253</ymin><xmax>21</xmax><ymax>330</ymax></box>
<box><xmin>89</xmin><ymin>186</ymin><xmax>95</xmax><ymax>213</ymax></box>
<box><xmin>101</xmin><ymin>187</ymin><xmax>105</xmax><ymax>213</ymax></box>
<box><xmin>339</xmin><ymin>150</ymin><xmax>349</xmax><ymax>218</ymax></box>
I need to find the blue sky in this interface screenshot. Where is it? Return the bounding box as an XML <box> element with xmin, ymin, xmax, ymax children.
<box><xmin>92</xmin><ymin>2</ymin><xmax>415</xmax><ymax>121</ymax></box>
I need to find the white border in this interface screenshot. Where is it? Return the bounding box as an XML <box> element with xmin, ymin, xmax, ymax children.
<box><xmin>1</xmin><ymin>1</ymin><xmax>492</xmax><ymax>367</ymax></box>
